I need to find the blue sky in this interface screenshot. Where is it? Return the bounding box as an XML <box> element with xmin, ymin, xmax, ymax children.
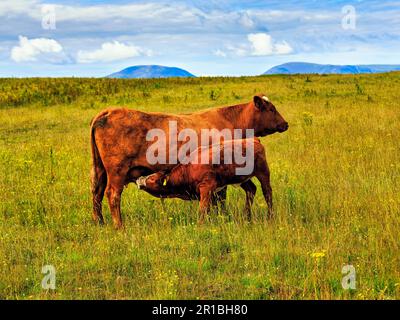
<box><xmin>1</xmin><ymin>0</ymin><xmax>399</xmax><ymax>77</ymax></box>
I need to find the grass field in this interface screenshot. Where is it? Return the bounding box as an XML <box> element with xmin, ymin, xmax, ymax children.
<box><xmin>0</xmin><ymin>73</ymin><xmax>399</xmax><ymax>299</ymax></box>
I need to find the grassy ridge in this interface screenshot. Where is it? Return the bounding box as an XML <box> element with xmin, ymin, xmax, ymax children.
<box><xmin>0</xmin><ymin>73</ymin><xmax>399</xmax><ymax>299</ymax></box>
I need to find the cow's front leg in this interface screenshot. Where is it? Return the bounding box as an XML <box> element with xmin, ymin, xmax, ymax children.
<box><xmin>255</xmin><ymin>171</ymin><xmax>273</xmax><ymax>219</ymax></box>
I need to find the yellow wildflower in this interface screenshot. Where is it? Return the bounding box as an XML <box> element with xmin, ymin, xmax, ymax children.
<box><xmin>310</xmin><ymin>250</ymin><xmax>326</xmax><ymax>259</ymax></box>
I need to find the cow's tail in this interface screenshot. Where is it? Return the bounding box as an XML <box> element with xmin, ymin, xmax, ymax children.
<box><xmin>90</xmin><ymin>111</ymin><xmax>108</xmax><ymax>194</ymax></box>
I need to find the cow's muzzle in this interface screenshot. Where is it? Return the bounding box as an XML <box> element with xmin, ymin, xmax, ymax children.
<box><xmin>278</xmin><ymin>122</ymin><xmax>289</xmax><ymax>133</ymax></box>
<box><xmin>136</xmin><ymin>176</ymin><xmax>147</xmax><ymax>189</ymax></box>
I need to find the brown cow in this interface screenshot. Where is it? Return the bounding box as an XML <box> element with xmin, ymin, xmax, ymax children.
<box><xmin>90</xmin><ymin>94</ymin><xmax>288</xmax><ymax>228</ymax></box>
<box><xmin>135</xmin><ymin>137</ymin><xmax>273</xmax><ymax>222</ymax></box>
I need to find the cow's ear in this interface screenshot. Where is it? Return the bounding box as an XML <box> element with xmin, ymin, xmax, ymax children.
<box><xmin>254</xmin><ymin>96</ymin><xmax>266</xmax><ymax>110</ymax></box>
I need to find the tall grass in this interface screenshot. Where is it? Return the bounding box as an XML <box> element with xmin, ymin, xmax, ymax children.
<box><xmin>0</xmin><ymin>73</ymin><xmax>399</xmax><ymax>299</ymax></box>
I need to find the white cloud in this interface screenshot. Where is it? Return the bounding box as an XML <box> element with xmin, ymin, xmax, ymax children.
<box><xmin>239</xmin><ymin>12</ymin><xmax>255</xmax><ymax>29</ymax></box>
<box><xmin>247</xmin><ymin>33</ymin><xmax>293</xmax><ymax>56</ymax></box>
<box><xmin>274</xmin><ymin>41</ymin><xmax>293</xmax><ymax>55</ymax></box>
<box><xmin>213</xmin><ymin>49</ymin><xmax>227</xmax><ymax>57</ymax></box>
<box><xmin>220</xmin><ymin>33</ymin><xmax>293</xmax><ymax>57</ymax></box>
<box><xmin>248</xmin><ymin>33</ymin><xmax>274</xmax><ymax>56</ymax></box>
<box><xmin>226</xmin><ymin>44</ymin><xmax>248</xmax><ymax>57</ymax></box>
<box><xmin>11</xmin><ymin>35</ymin><xmax>63</xmax><ymax>62</ymax></box>
<box><xmin>76</xmin><ymin>41</ymin><xmax>152</xmax><ymax>63</ymax></box>
<box><xmin>0</xmin><ymin>0</ymin><xmax>38</xmax><ymax>17</ymax></box>
<box><xmin>0</xmin><ymin>1</ymin><xmax>340</xmax><ymax>37</ymax></box>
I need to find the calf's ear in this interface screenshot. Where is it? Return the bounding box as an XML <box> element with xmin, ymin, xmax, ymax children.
<box><xmin>254</xmin><ymin>96</ymin><xmax>266</xmax><ymax>110</ymax></box>
<box><xmin>157</xmin><ymin>172</ymin><xmax>169</xmax><ymax>186</ymax></box>
<box><xmin>162</xmin><ymin>176</ymin><xmax>169</xmax><ymax>186</ymax></box>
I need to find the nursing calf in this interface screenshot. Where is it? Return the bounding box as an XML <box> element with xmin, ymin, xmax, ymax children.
<box><xmin>136</xmin><ymin>138</ymin><xmax>273</xmax><ymax>222</ymax></box>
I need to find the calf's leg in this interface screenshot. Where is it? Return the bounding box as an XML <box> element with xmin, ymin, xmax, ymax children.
<box><xmin>211</xmin><ymin>187</ymin><xmax>227</xmax><ymax>212</ymax></box>
<box><xmin>160</xmin><ymin>198</ymin><xmax>166</xmax><ymax>212</ymax></box>
<box><xmin>240</xmin><ymin>180</ymin><xmax>257</xmax><ymax>220</ymax></box>
<box><xmin>198</xmin><ymin>182</ymin><xmax>217</xmax><ymax>224</ymax></box>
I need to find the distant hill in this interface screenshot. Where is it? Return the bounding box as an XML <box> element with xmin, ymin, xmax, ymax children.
<box><xmin>107</xmin><ymin>65</ymin><xmax>195</xmax><ymax>79</ymax></box>
<box><xmin>264</xmin><ymin>62</ymin><xmax>400</xmax><ymax>75</ymax></box>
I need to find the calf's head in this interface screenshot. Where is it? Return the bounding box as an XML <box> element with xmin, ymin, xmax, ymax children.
<box><xmin>136</xmin><ymin>172</ymin><xmax>168</xmax><ymax>194</ymax></box>
<box><xmin>251</xmin><ymin>94</ymin><xmax>289</xmax><ymax>136</ymax></box>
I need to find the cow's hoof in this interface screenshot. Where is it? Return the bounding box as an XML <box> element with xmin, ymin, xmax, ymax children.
<box><xmin>113</xmin><ymin>223</ymin><xmax>124</xmax><ymax>230</ymax></box>
<box><xmin>92</xmin><ymin>217</ymin><xmax>105</xmax><ymax>226</ymax></box>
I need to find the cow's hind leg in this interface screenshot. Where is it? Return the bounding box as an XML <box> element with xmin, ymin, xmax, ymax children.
<box><xmin>106</xmin><ymin>169</ymin><xmax>129</xmax><ymax>229</ymax></box>
<box><xmin>240</xmin><ymin>180</ymin><xmax>257</xmax><ymax>221</ymax></box>
<box><xmin>91</xmin><ymin>165</ymin><xmax>107</xmax><ymax>225</ymax></box>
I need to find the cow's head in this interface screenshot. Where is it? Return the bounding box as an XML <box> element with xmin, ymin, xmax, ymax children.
<box><xmin>136</xmin><ymin>171</ymin><xmax>168</xmax><ymax>193</ymax></box>
<box><xmin>251</xmin><ymin>94</ymin><xmax>288</xmax><ymax>136</ymax></box>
